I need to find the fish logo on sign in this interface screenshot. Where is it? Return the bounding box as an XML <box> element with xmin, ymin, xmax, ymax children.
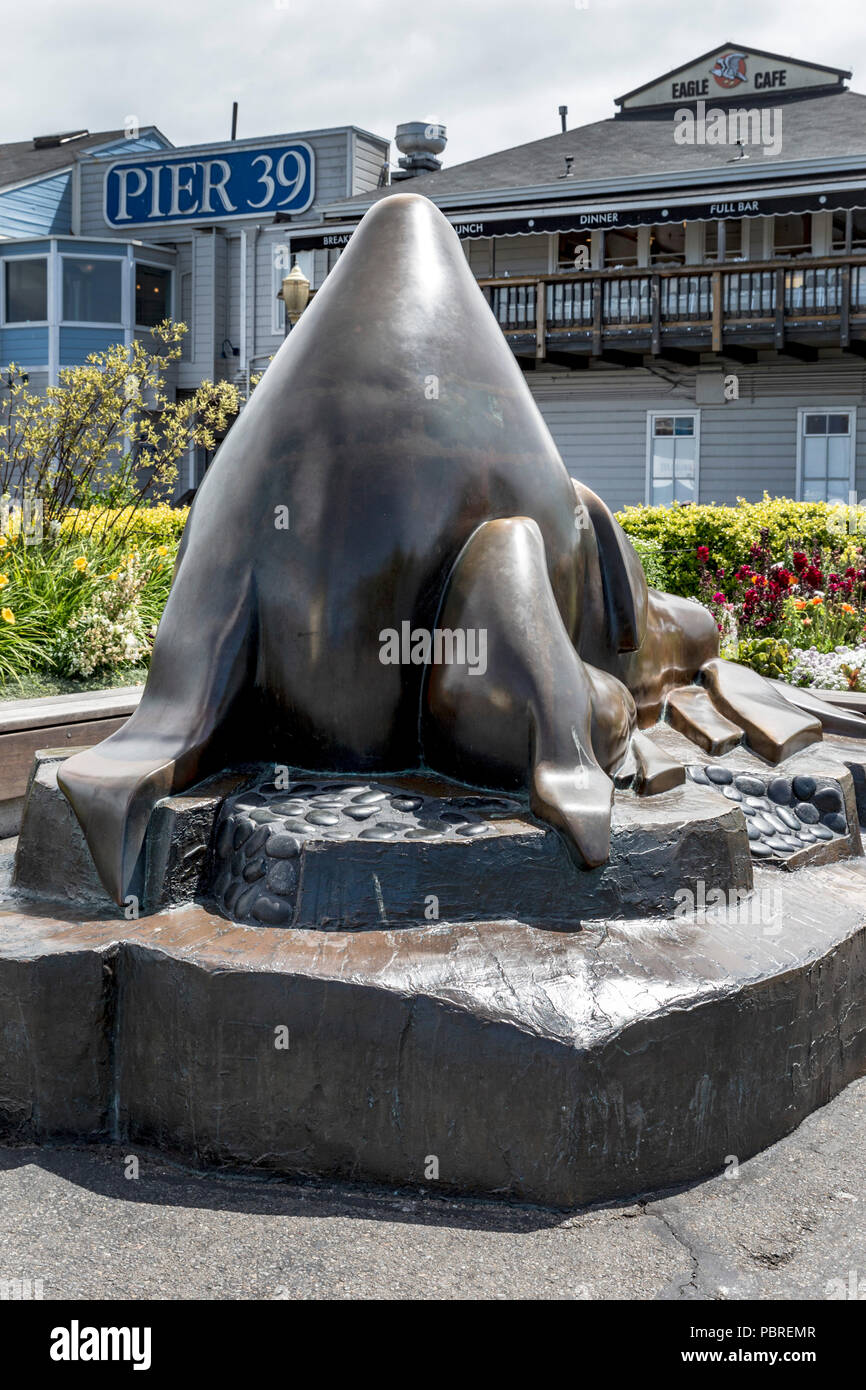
<box><xmin>711</xmin><ymin>52</ymin><xmax>748</xmax><ymax>88</ymax></box>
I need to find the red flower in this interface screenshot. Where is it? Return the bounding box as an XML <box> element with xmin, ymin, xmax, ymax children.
<box><xmin>712</xmin><ymin>591</ymin><xmax>726</xmax><ymax>604</ymax></box>
<box><xmin>696</xmin><ymin>545</ymin><xmax>709</xmax><ymax>563</ymax></box>
<box><xmin>792</xmin><ymin>552</ymin><xmax>808</xmax><ymax>572</ymax></box>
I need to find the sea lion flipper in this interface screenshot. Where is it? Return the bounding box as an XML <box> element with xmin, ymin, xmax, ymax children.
<box><xmin>423</xmin><ymin>516</ymin><xmax>633</xmax><ymax>869</ymax></box>
<box><xmin>58</xmin><ymin>562</ymin><xmax>256</xmax><ymax>906</ymax></box>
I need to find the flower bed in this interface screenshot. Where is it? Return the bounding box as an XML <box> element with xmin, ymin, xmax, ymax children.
<box><xmin>618</xmin><ymin>497</ymin><xmax>866</xmax><ymax>691</ymax></box>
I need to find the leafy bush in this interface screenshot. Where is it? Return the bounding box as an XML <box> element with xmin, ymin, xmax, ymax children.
<box><xmin>628</xmin><ymin>536</ymin><xmax>668</xmax><ymax>590</ymax></box>
<box><xmin>61</xmin><ymin>504</ymin><xmax>189</xmax><ymax>549</ymax></box>
<box><xmin>0</xmin><ymin>528</ymin><xmax>175</xmax><ymax>686</ymax></box>
<box><xmin>1</xmin><ymin>320</ymin><xmax>234</xmax><ymax>555</ymax></box>
<box><xmin>735</xmin><ymin>636</ymin><xmax>792</xmax><ymax>681</ymax></box>
<box><xmin>616</xmin><ymin>495</ymin><xmax>865</xmax><ymax>597</ymax></box>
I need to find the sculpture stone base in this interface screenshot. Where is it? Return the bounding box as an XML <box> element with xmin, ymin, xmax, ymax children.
<box><xmin>4</xmin><ymin>732</ymin><xmax>866</xmax><ymax>1207</ymax></box>
<box><xmin>2</xmin><ymin>861</ymin><xmax>866</xmax><ymax>1206</ymax></box>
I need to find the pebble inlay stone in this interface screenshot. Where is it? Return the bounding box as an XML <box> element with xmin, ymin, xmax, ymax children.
<box><xmin>735</xmin><ymin>774</ymin><xmax>765</xmax><ymax>797</ymax></box>
<box><xmin>233</xmin><ymin>817</ymin><xmax>255</xmax><ymax>849</ymax></box>
<box><xmin>358</xmin><ymin>826</ymin><xmax>399</xmax><ymax>840</ymax></box>
<box><xmin>216</xmin><ymin>821</ymin><xmax>235</xmax><ymax>858</ymax></box>
<box><xmin>686</xmin><ymin>763</ymin><xmax>850</xmax><ymax>864</ymax></box>
<box><xmin>814</xmin><ymin>785</ymin><xmax>844</xmax><ymax>813</ymax></box>
<box><xmin>245</xmin><ymin>825</ymin><xmax>272</xmax><ymax>856</ymax></box>
<box><xmin>352</xmin><ymin>790</ymin><xmax>388</xmax><ymax>805</ymax></box>
<box><xmin>235</xmin><ymin>883</ymin><xmax>261</xmax><ymax>917</ymax></box>
<box><xmin>345</xmin><ymin>807</ymin><xmax>379</xmax><ymax>821</ymax></box>
<box><xmin>266</xmin><ymin>834</ymin><xmax>301</xmax><ymax>859</ymax></box>
<box><xmin>306</xmin><ymin>809</ymin><xmax>340</xmax><ymax>826</ymax></box>
<box><xmin>391</xmin><ymin>796</ymin><xmax>424</xmax><ymax>812</ymax></box>
<box><xmin>811</xmin><ymin>823</ymin><xmax>834</xmax><ymax>841</ymax></box>
<box><xmin>243</xmin><ymin>858</ymin><xmax>266</xmax><ymax>883</ymax></box>
<box><xmin>440</xmin><ymin>810</ymin><xmax>470</xmax><ymax>824</ymax></box>
<box><xmin>457</xmin><ymin>822</ymin><xmax>490</xmax><ymax>837</ymax></box>
<box><xmin>267</xmin><ymin>859</ymin><xmax>299</xmax><ymax>895</ymax></box>
<box><xmin>767</xmin><ymin>776</ymin><xmax>793</xmax><ymax>804</ymax></box>
<box><xmin>253</xmin><ymin>895</ymin><xmax>292</xmax><ymax>925</ymax></box>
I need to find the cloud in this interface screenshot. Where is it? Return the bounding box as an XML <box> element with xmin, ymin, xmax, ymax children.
<box><xmin>2</xmin><ymin>0</ymin><xmax>864</xmax><ymax>170</ymax></box>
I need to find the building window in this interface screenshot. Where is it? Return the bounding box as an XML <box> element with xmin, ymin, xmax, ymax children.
<box><xmin>4</xmin><ymin>258</ymin><xmax>47</xmax><ymax>322</ymax></box>
<box><xmin>773</xmin><ymin>213</ymin><xmax>812</xmax><ymax>257</ymax></box>
<box><xmin>558</xmin><ymin>230</ymin><xmax>592</xmax><ymax>271</ymax></box>
<box><xmin>62</xmin><ymin>257</ymin><xmax>122</xmax><ymax>324</ymax></box>
<box><xmin>136</xmin><ymin>265</ymin><xmax>172</xmax><ymax>328</ymax></box>
<box><xmin>832</xmin><ymin>211</ymin><xmax>850</xmax><ymax>252</ymax></box>
<box><xmin>647</xmin><ymin>412</ymin><xmax>699</xmax><ymax>505</ymax></box>
<box><xmin>649</xmin><ymin>223</ymin><xmax>685</xmax><ymax>266</ymax></box>
<box><xmin>798</xmin><ymin>409</ymin><xmax>855</xmax><ymax>504</ymax></box>
<box><xmin>704</xmin><ymin>220</ymin><xmax>743</xmax><ymax>261</ymax></box>
<box><xmin>604</xmin><ymin>229</ymin><xmax>639</xmax><ymax>268</ymax></box>
<box><xmin>852</xmin><ymin>211</ymin><xmax>866</xmax><ymax>251</ymax></box>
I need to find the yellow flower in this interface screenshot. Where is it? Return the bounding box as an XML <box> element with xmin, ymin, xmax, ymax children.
<box><xmin>156</xmin><ymin>545</ymin><xmax>168</xmax><ymax>557</ymax></box>
<box><xmin>109</xmin><ymin>571</ymin><xmax>119</xmax><ymax>582</ymax></box>
<box><xmin>0</xmin><ymin>536</ymin><xmax>6</xmax><ymax>548</ymax></box>
<box><xmin>73</xmin><ymin>556</ymin><xmax>88</xmax><ymax>572</ymax></box>
<box><xmin>1</xmin><ymin>607</ymin><xmax>14</xmax><ymax>624</ymax></box>
<box><xmin>0</xmin><ymin>574</ymin><xmax>7</xmax><ymax>588</ymax></box>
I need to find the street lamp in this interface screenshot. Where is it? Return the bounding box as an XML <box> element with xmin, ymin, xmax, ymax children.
<box><xmin>278</xmin><ymin>259</ymin><xmax>311</xmax><ymax>336</ymax></box>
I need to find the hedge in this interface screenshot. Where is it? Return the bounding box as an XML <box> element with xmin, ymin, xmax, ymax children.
<box><xmin>616</xmin><ymin>494</ymin><xmax>865</xmax><ymax>596</ymax></box>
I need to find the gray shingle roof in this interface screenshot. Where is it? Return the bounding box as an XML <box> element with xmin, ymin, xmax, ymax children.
<box><xmin>324</xmin><ymin>90</ymin><xmax>866</xmax><ymax>213</ymax></box>
<box><xmin>0</xmin><ymin>130</ymin><xmax>129</xmax><ymax>189</ymax></box>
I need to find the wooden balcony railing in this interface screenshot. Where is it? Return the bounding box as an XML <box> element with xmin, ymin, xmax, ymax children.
<box><xmin>478</xmin><ymin>255</ymin><xmax>866</xmax><ymax>361</ymax></box>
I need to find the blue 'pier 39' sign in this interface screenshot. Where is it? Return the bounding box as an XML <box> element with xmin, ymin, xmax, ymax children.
<box><xmin>104</xmin><ymin>143</ymin><xmax>316</xmax><ymax>228</ymax></box>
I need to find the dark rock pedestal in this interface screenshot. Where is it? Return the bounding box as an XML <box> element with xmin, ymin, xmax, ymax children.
<box><xmin>2</xmin><ymin>738</ymin><xmax>866</xmax><ymax>1207</ymax></box>
<box><xmin>1</xmin><ymin>862</ymin><xmax>866</xmax><ymax>1206</ymax></box>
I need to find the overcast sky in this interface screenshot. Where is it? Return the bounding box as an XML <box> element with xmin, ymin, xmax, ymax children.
<box><xmin>3</xmin><ymin>0</ymin><xmax>865</xmax><ymax>169</ymax></box>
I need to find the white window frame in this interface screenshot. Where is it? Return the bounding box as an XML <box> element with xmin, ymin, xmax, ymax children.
<box><xmin>60</xmin><ymin>252</ymin><xmax>125</xmax><ymax>328</ymax></box>
<box><xmin>1</xmin><ymin>253</ymin><xmax>50</xmax><ymax>327</ymax></box>
<box><xmin>645</xmin><ymin>409</ymin><xmax>701</xmax><ymax>506</ymax></box>
<box><xmin>796</xmin><ymin>406</ymin><xmax>857</xmax><ymax>503</ymax></box>
<box><xmin>133</xmin><ymin>258</ymin><xmax>175</xmax><ymax>332</ymax></box>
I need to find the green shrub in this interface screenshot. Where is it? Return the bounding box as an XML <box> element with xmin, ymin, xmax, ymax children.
<box><xmin>628</xmin><ymin>536</ymin><xmax>668</xmax><ymax>590</ymax></box>
<box><xmin>735</xmin><ymin>636</ymin><xmax>792</xmax><ymax>681</ymax></box>
<box><xmin>616</xmin><ymin>495</ymin><xmax>864</xmax><ymax>597</ymax></box>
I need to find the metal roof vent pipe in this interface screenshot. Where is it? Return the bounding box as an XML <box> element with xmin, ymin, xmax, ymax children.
<box><xmin>391</xmin><ymin>122</ymin><xmax>447</xmax><ymax>180</ymax></box>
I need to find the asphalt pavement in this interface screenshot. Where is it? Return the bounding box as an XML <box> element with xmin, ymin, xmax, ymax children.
<box><xmin>0</xmin><ymin>1076</ymin><xmax>863</xmax><ymax>1300</ymax></box>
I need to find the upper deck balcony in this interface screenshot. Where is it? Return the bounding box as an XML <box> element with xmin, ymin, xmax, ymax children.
<box><xmin>480</xmin><ymin>254</ymin><xmax>866</xmax><ymax>366</ymax></box>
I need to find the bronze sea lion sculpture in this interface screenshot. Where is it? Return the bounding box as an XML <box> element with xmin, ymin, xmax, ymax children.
<box><xmin>57</xmin><ymin>193</ymin><xmax>859</xmax><ymax>906</ymax></box>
